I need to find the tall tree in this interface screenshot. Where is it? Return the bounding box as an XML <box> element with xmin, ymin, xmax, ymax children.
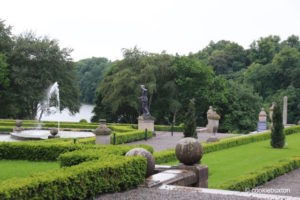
<box><xmin>76</xmin><ymin>57</ymin><xmax>111</xmax><ymax>104</ymax></box>
<box><xmin>7</xmin><ymin>32</ymin><xmax>80</xmax><ymax>119</ymax></box>
<box><xmin>183</xmin><ymin>99</ymin><xmax>197</xmax><ymax>138</ymax></box>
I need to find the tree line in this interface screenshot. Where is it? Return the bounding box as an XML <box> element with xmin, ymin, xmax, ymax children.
<box><xmin>1</xmin><ymin>19</ymin><xmax>299</xmax><ymax>133</ymax></box>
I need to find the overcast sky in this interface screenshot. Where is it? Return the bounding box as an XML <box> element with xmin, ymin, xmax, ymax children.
<box><xmin>1</xmin><ymin>0</ymin><xmax>300</xmax><ymax>61</ymax></box>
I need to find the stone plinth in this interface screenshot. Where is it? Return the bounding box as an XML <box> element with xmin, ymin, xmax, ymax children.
<box><xmin>138</xmin><ymin>115</ymin><xmax>155</xmax><ymax>132</ymax></box>
<box><xmin>207</xmin><ymin>119</ymin><xmax>219</xmax><ymax>134</ymax></box>
<box><xmin>93</xmin><ymin>119</ymin><xmax>111</xmax><ymax>145</ymax></box>
<box><xmin>174</xmin><ymin>164</ymin><xmax>208</xmax><ymax>188</ymax></box>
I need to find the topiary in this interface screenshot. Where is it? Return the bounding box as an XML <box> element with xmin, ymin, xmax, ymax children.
<box><xmin>271</xmin><ymin>102</ymin><xmax>285</xmax><ymax>148</ymax></box>
<box><xmin>183</xmin><ymin>99</ymin><xmax>197</xmax><ymax>138</ymax></box>
<box><xmin>79</xmin><ymin>119</ymin><xmax>88</xmax><ymax>123</ymax></box>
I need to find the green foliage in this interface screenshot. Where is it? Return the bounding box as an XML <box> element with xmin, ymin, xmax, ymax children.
<box><xmin>154</xmin><ymin>125</ymin><xmax>183</xmax><ymax>132</ymax></box>
<box><xmin>271</xmin><ymin>103</ymin><xmax>285</xmax><ymax>148</ymax></box>
<box><xmin>111</xmin><ymin>130</ymin><xmax>152</xmax><ymax>144</ymax></box>
<box><xmin>75</xmin><ymin>57</ymin><xmax>110</xmax><ymax>104</ymax></box>
<box><xmin>79</xmin><ymin>119</ymin><xmax>88</xmax><ymax>123</ymax></box>
<box><xmin>0</xmin><ymin>157</ymin><xmax>146</xmax><ymax>200</ymax></box>
<box><xmin>219</xmin><ymin>81</ymin><xmax>263</xmax><ymax>133</ymax></box>
<box><xmin>195</xmin><ymin>40</ymin><xmax>249</xmax><ymax>75</ymax></box>
<box><xmin>183</xmin><ymin>99</ymin><xmax>197</xmax><ymax>138</ymax></box>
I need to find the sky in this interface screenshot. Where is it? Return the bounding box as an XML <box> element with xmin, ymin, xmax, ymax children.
<box><xmin>1</xmin><ymin>0</ymin><xmax>300</xmax><ymax>61</ymax></box>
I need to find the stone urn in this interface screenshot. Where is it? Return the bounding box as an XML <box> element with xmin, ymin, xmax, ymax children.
<box><xmin>126</xmin><ymin>148</ymin><xmax>155</xmax><ymax>177</ymax></box>
<box><xmin>175</xmin><ymin>137</ymin><xmax>203</xmax><ymax>165</ymax></box>
<box><xmin>13</xmin><ymin>120</ymin><xmax>24</xmax><ymax>132</ymax></box>
<box><xmin>93</xmin><ymin>119</ymin><xmax>111</xmax><ymax>144</ymax></box>
<box><xmin>298</xmin><ymin>120</ymin><xmax>300</xmax><ymax>125</ymax></box>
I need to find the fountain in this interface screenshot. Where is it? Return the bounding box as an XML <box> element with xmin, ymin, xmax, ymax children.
<box><xmin>9</xmin><ymin>82</ymin><xmax>95</xmax><ymax>141</ymax></box>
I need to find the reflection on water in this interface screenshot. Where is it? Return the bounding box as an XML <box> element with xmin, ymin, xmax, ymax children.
<box><xmin>37</xmin><ymin>104</ymin><xmax>94</xmax><ymax>123</ymax></box>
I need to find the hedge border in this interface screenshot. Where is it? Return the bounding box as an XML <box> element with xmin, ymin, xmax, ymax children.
<box><xmin>154</xmin><ymin>126</ymin><xmax>300</xmax><ymax>164</ymax></box>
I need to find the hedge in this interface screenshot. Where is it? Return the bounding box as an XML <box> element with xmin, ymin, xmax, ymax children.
<box><xmin>58</xmin><ymin>144</ymin><xmax>153</xmax><ymax>167</ymax></box>
<box><xmin>0</xmin><ymin>157</ymin><xmax>146</xmax><ymax>200</ymax></box>
<box><xmin>219</xmin><ymin>157</ymin><xmax>300</xmax><ymax>191</ymax></box>
<box><xmin>154</xmin><ymin>125</ymin><xmax>184</xmax><ymax>132</ymax></box>
<box><xmin>154</xmin><ymin>126</ymin><xmax>300</xmax><ymax>164</ymax></box>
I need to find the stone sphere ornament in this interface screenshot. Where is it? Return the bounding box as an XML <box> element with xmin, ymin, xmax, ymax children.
<box><xmin>175</xmin><ymin>137</ymin><xmax>203</xmax><ymax>165</ymax></box>
<box><xmin>125</xmin><ymin>148</ymin><xmax>155</xmax><ymax>177</ymax></box>
<box><xmin>16</xmin><ymin>120</ymin><xmax>23</xmax><ymax>127</ymax></box>
<box><xmin>50</xmin><ymin>128</ymin><xmax>58</xmax><ymax>136</ymax></box>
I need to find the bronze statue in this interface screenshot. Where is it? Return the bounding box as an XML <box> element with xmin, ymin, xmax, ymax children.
<box><xmin>139</xmin><ymin>85</ymin><xmax>150</xmax><ymax>116</ymax></box>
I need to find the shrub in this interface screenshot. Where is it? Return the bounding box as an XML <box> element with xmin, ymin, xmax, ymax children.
<box><xmin>79</xmin><ymin>119</ymin><xmax>88</xmax><ymax>123</ymax></box>
<box><xmin>271</xmin><ymin>103</ymin><xmax>285</xmax><ymax>148</ymax></box>
<box><xmin>0</xmin><ymin>157</ymin><xmax>147</xmax><ymax>200</ymax></box>
<box><xmin>183</xmin><ymin>99</ymin><xmax>197</xmax><ymax>138</ymax></box>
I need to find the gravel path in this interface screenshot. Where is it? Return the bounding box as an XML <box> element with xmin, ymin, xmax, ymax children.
<box><xmin>255</xmin><ymin>168</ymin><xmax>300</xmax><ymax>197</ymax></box>
<box><xmin>127</xmin><ymin>131</ymin><xmax>237</xmax><ymax>151</ymax></box>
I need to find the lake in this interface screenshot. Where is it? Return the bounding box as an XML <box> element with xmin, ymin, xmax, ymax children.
<box><xmin>38</xmin><ymin>104</ymin><xmax>95</xmax><ymax>123</ymax></box>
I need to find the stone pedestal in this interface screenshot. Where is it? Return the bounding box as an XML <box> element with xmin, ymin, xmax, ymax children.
<box><xmin>138</xmin><ymin>116</ymin><xmax>155</xmax><ymax>132</ymax></box>
<box><xmin>207</xmin><ymin>119</ymin><xmax>219</xmax><ymax>133</ymax></box>
<box><xmin>93</xmin><ymin>119</ymin><xmax>111</xmax><ymax>145</ymax></box>
<box><xmin>257</xmin><ymin>108</ymin><xmax>267</xmax><ymax>132</ymax></box>
<box><xmin>174</xmin><ymin>164</ymin><xmax>208</xmax><ymax>188</ymax></box>
<box><xmin>96</xmin><ymin>135</ymin><xmax>111</xmax><ymax>144</ymax></box>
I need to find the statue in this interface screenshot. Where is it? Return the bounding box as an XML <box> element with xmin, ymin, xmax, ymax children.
<box><xmin>138</xmin><ymin>85</ymin><xmax>150</xmax><ymax>116</ymax></box>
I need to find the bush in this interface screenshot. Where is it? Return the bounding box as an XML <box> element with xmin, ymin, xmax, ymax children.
<box><xmin>271</xmin><ymin>103</ymin><xmax>285</xmax><ymax>148</ymax></box>
<box><xmin>0</xmin><ymin>157</ymin><xmax>147</xmax><ymax>200</ymax></box>
<box><xmin>79</xmin><ymin>119</ymin><xmax>88</xmax><ymax>123</ymax></box>
<box><xmin>154</xmin><ymin>125</ymin><xmax>184</xmax><ymax>132</ymax></box>
<box><xmin>112</xmin><ymin>130</ymin><xmax>152</xmax><ymax>144</ymax></box>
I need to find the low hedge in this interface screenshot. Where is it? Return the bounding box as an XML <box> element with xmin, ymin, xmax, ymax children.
<box><xmin>154</xmin><ymin>125</ymin><xmax>184</xmax><ymax>132</ymax></box>
<box><xmin>0</xmin><ymin>157</ymin><xmax>147</xmax><ymax>200</ymax></box>
<box><xmin>154</xmin><ymin>126</ymin><xmax>300</xmax><ymax>164</ymax></box>
<box><xmin>58</xmin><ymin>144</ymin><xmax>153</xmax><ymax>167</ymax></box>
<box><xmin>0</xmin><ymin>142</ymin><xmax>83</xmax><ymax>161</ymax></box>
<box><xmin>219</xmin><ymin>157</ymin><xmax>300</xmax><ymax>191</ymax></box>
<box><xmin>113</xmin><ymin>130</ymin><xmax>152</xmax><ymax>144</ymax></box>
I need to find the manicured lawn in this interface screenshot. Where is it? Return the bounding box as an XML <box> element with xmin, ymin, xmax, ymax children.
<box><xmin>163</xmin><ymin>133</ymin><xmax>300</xmax><ymax>188</ymax></box>
<box><xmin>0</xmin><ymin>160</ymin><xmax>59</xmax><ymax>181</ymax></box>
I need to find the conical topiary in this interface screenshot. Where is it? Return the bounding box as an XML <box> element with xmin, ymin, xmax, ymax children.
<box><xmin>183</xmin><ymin>99</ymin><xmax>197</xmax><ymax>138</ymax></box>
<box><xmin>271</xmin><ymin>102</ymin><xmax>285</xmax><ymax>148</ymax></box>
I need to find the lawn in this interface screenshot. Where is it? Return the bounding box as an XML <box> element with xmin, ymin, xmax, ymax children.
<box><xmin>0</xmin><ymin>160</ymin><xmax>59</xmax><ymax>182</ymax></box>
<box><xmin>163</xmin><ymin>133</ymin><xmax>300</xmax><ymax>188</ymax></box>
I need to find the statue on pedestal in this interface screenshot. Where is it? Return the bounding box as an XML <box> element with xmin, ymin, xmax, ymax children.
<box><xmin>138</xmin><ymin>85</ymin><xmax>151</xmax><ymax>117</ymax></box>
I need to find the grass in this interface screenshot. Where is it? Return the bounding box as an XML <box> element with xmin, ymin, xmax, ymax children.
<box><xmin>163</xmin><ymin>133</ymin><xmax>300</xmax><ymax>188</ymax></box>
<box><xmin>0</xmin><ymin>160</ymin><xmax>59</xmax><ymax>182</ymax></box>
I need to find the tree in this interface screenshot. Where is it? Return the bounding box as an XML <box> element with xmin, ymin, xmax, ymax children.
<box><xmin>271</xmin><ymin>102</ymin><xmax>285</xmax><ymax>148</ymax></box>
<box><xmin>6</xmin><ymin>32</ymin><xmax>80</xmax><ymax>119</ymax></box>
<box><xmin>183</xmin><ymin>99</ymin><xmax>197</xmax><ymax>138</ymax></box>
<box><xmin>0</xmin><ymin>19</ymin><xmax>13</xmax><ymax>55</ymax></box>
<box><xmin>75</xmin><ymin>57</ymin><xmax>111</xmax><ymax>104</ymax></box>
<box><xmin>248</xmin><ymin>35</ymin><xmax>281</xmax><ymax>65</ymax></box>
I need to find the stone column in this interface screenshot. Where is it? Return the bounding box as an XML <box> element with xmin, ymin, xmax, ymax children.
<box><xmin>283</xmin><ymin>96</ymin><xmax>288</xmax><ymax>125</ymax></box>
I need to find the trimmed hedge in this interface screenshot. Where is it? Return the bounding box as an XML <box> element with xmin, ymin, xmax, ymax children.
<box><xmin>58</xmin><ymin>144</ymin><xmax>153</xmax><ymax>167</ymax></box>
<box><xmin>0</xmin><ymin>157</ymin><xmax>146</xmax><ymax>200</ymax></box>
<box><xmin>154</xmin><ymin>126</ymin><xmax>300</xmax><ymax>164</ymax></box>
<box><xmin>0</xmin><ymin>142</ymin><xmax>83</xmax><ymax>161</ymax></box>
<box><xmin>219</xmin><ymin>157</ymin><xmax>300</xmax><ymax>191</ymax></box>
<box><xmin>154</xmin><ymin>125</ymin><xmax>184</xmax><ymax>132</ymax></box>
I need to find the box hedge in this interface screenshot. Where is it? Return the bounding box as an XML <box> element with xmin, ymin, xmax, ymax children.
<box><xmin>0</xmin><ymin>157</ymin><xmax>147</xmax><ymax>200</ymax></box>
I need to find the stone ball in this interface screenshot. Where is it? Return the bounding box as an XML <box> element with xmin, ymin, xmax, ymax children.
<box><xmin>50</xmin><ymin>128</ymin><xmax>58</xmax><ymax>136</ymax></box>
<box><xmin>16</xmin><ymin>120</ymin><xmax>23</xmax><ymax>127</ymax></box>
<box><xmin>125</xmin><ymin>148</ymin><xmax>155</xmax><ymax>177</ymax></box>
<box><xmin>175</xmin><ymin>137</ymin><xmax>203</xmax><ymax>165</ymax></box>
